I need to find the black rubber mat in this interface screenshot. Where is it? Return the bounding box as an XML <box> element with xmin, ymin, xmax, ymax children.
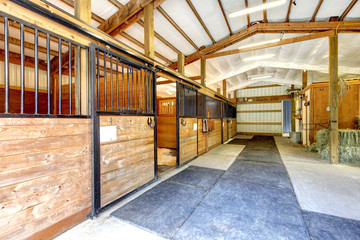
<box><xmin>111</xmin><ymin>166</ymin><xmax>224</xmax><ymax>238</ymax></box>
<box><xmin>303</xmin><ymin>210</ymin><xmax>360</xmax><ymax>240</ymax></box>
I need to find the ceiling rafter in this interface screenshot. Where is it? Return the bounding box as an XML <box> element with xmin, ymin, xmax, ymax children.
<box><xmin>311</xmin><ymin>0</ymin><xmax>323</xmax><ymax>22</ymax></box>
<box><xmin>98</xmin><ymin>0</ymin><xmax>153</xmax><ymax>34</ymax></box>
<box><xmin>203</xmin><ymin>30</ymin><xmax>335</xmax><ymax>59</ymax></box>
<box><xmin>339</xmin><ymin>0</ymin><xmax>358</xmax><ymax>21</ymax></box>
<box><xmin>217</xmin><ymin>0</ymin><xmax>233</xmax><ymax>36</ymax></box>
<box><xmin>157</xmin><ymin>6</ymin><xmax>199</xmax><ymax>51</ymax></box>
<box><xmin>185</xmin><ymin>0</ymin><xmax>215</xmax><ymax>44</ymax></box>
<box><xmin>107</xmin><ymin>0</ymin><xmax>181</xmax><ymax>55</ymax></box>
<box><xmin>60</xmin><ymin>0</ymin><xmax>105</xmax><ymax>23</ymax></box>
<box><xmin>244</xmin><ymin>0</ymin><xmax>251</xmax><ymax>27</ymax></box>
<box><xmin>263</xmin><ymin>0</ymin><xmax>268</xmax><ymax>23</ymax></box>
<box><xmin>285</xmin><ymin>0</ymin><xmax>293</xmax><ymax>22</ymax></box>
<box><xmin>168</xmin><ymin>21</ymin><xmax>360</xmax><ymax>70</ymax></box>
<box><xmin>119</xmin><ymin>32</ymin><xmax>173</xmax><ymax>64</ymax></box>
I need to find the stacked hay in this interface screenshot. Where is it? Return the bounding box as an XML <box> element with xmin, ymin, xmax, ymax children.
<box><xmin>309</xmin><ymin>129</ymin><xmax>360</xmax><ymax>164</ymax></box>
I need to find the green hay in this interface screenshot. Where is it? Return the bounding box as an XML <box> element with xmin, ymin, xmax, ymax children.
<box><xmin>308</xmin><ymin>129</ymin><xmax>360</xmax><ymax>164</ymax></box>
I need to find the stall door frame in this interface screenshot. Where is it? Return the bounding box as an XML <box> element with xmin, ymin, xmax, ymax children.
<box><xmin>89</xmin><ymin>43</ymin><xmax>157</xmax><ymax>216</ymax></box>
<box><xmin>176</xmin><ymin>82</ymin><xmax>198</xmax><ymax>167</ymax></box>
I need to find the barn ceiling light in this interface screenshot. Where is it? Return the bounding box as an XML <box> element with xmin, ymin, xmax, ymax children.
<box><xmin>243</xmin><ymin>53</ymin><xmax>275</xmax><ymax>61</ymax></box>
<box><xmin>248</xmin><ymin>74</ymin><xmax>273</xmax><ymax>80</ymax></box>
<box><xmin>229</xmin><ymin>0</ymin><xmax>286</xmax><ymax>18</ymax></box>
<box><xmin>238</xmin><ymin>38</ymin><xmax>280</xmax><ymax>49</ymax></box>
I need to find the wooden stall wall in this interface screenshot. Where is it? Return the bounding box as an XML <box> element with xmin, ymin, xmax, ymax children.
<box><xmin>197</xmin><ymin>119</ymin><xmax>206</xmax><ymax>155</ymax></box>
<box><xmin>229</xmin><ymin>118</ymin><xmax>237</xmax><ymax>138</ymax></box>
<box><xmin>222</xmin><ymin>119</ymin><xmax>228</xmax><ymax>142</ymax></box>
<box><xmin>100</xmin><ymin>115</ymin><xmax>155</xmax><ymax>207</ymax></box>
<box><xmin>0</xmin><ymin>118</ymin><xmax>91</xmax><ymax>240</ymax></box>
<box><xmin>302</xmin><ymin>81</ymin><xmax>360</xmax><ymax>145</ymax></box>
<box><xmin>157</xmin><ymin>98</ymin><xmax>176</xmax><ymax>149</ymax></box>
<box><xmin>207</xmin><ymin>119</ymin><xmax>222</xmax><ymax>150</ymax></box>
<box><xmin>179</xmin><ymin>117</ymin><xmax>197</xmax><ymax>165</ymax></box>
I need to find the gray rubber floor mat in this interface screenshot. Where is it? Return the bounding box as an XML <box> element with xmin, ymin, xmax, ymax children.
<box><xmin>111</xmin><ymin>166</ymin><xmax>224</xmax><ymax>238</ymax></box>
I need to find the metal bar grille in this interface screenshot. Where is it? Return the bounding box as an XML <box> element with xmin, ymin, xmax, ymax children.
<box><xmin>0</xmin><ymin>15</ymin><xmax>89</xmax><ymax>116</ymax></box>
<box><xmin>92</xmin><ymin>45</ymin><xmax>155</xmax><ymax>115</ymax></box>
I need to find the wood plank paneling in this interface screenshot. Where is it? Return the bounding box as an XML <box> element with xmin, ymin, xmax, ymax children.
<box><xmin>157</xmin><ymin>116</ymin><xmax>176</xmax><ymax>149</ymax></box>
<box><xmin>222</xmin><ymin>119</ymin><xmax>228</xmax><ymax>142</ymax></box>
<box><xmin>179</xmin><ymin>117</ymin><xmax>197</xmax><ymax>165</ymax></box>
<box><xmin>0</xmin><ymin>117</ymin><xmax>91</xmax><ymax>240</ymax></box>
<box><xmin>208</xmin><ymin>119</ymin><xmax>221</xmax><ymax>150</ymax></box>
<box><xmin>197</xmin><ymin>119</ymin><xmax>206</xmax><ymax>156</ymax></box>
<box><xmin>229</xmin><ymin>118</ymin><xmax>237</xmax><ymax>138</ymax></box>
<box><xmin>100</xmin><ymin>115</ymin><xmax>154</xmax><ymax>207</ymax></box>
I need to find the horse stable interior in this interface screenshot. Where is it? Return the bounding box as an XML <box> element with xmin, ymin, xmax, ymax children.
<box><xmin>0</xmin><ymin>0</ymin><xmax>359</xmax><ymax>239</ymax></box>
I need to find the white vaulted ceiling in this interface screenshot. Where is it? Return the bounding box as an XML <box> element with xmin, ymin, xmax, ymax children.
<box><xmin>48</xmin><ymin>0</ymin><xmax>360</xmax><ymax>95</ymax></box>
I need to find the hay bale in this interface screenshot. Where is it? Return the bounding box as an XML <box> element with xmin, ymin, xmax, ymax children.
<box><xmin>307</xmin><ymin>129</ymin><xmax>360</xmax><ymax>164</ymax></box>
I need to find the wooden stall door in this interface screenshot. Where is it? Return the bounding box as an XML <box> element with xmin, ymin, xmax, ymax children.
<box><xmin>99</xmin><ymin>116</ymin><xmax>155</xmax><ymax>208</ymax></box>
<box><xmin>198</xmin><ymin>119</ymin><xmax>206</xmax><ymax>155</ymax></box>
<box><xmin>222</xmin><ymin>119</ymin><xmax>228</xmax><ymax>142</ymax></box>
<box><xmin>179</xmin><ymin>117</ymin><xmax>198</xmax><ymax>165</ymax></box>
<box><xmin>208</xmin><ymin>119</ymin><xmax>222</xmax><ymax>150</ymax></box>
<box><xmin>229</xmin><ymin>118</ymin><xmax>237</xmax><ymax>137</ymax></box>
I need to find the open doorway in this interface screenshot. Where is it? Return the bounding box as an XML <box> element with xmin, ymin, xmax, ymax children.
<box><xmin>156</xmin><ymin>79</ymin><xmax>177</xmax><ymax>175</ymax></box>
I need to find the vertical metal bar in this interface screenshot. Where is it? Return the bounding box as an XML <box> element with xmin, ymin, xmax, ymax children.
<box><xmin>104</xmin><ymin>52</ymin><xmax>107</xmax><ymax>111</ymax></box>
<box><xmin>140</xmin><ymin>69</ymin><xmax>143</xmax><ymax>112</ymax></box>
<box><xmin>122</xmin><ymin>62</ymin><xmax>125</xmax><ymax>110</ymax></box>
<box><xmin>116</xmin><ymin>57</ymin><xmax>119</xmax><ymax>112</ymax></box>
<box><xmin>150</xmin><ymin>71</ymin><xmax>153</xmax><ymax>113</ymax></box>
<box><xmin>176</xmin><ymin>82</ymin><xmax>180</xmax><ymax>167</ymax></box>
<box><xmin>34</xmin><ymin>29</ymin><xmax>39</xmax><ymax>114</ymax></box>
<box><xmin>136</xmin><ymin>68</ymin><xmax>139</xmax><ymax>111</ymax></box>
<box><xmin>132</xmin><ymin>66</ymin><xmax>134</xmax><ymax>110</ymax></box>
<box><xmin>144</xmin><ymin>70</ymin><xmax>147</xmax><ymax>113</ymax></box>
<box><xmin>147</xmin><ymin>70</ymin><xmax>150</xmax><ymax>114</ymax></box>
<box><xmin>86</xmin><ymin>48</ymin><xmax>89</xmax><ymax>116</ymax></box>
<box><xmin>110</xmin><ymin>55</ymin><xmax>113</xmax><ymax>112</ymax></box>
<box><xmin>59</xmin><ymin>39</ymin><xmax>62</xmax><ymax>115</ymax></box>
<box><xmin>4</xmin><ymin>17</ymin><xmax>9</xmax><ymax>113</ymax></box>
<box><xmin>69</xmin><ymin>42</ymin><xmax>72</xmax><ymax>115</ymax></box>
<box><xmin>47</xmin><ymin>34</ymin><xmax>51</xmax><ymax>114</ymax></box>
<box><xmin>89</xmin><ymin>43</ymin><xmax>101</xmax><ymax>217</ymax></box>
<box><xmin>20</xmin><ymin>23</ymin><xmax>25</xmax><ymax>114</ymax></box>
<box><xmin>153</xmin><ymin>70</ymin><xmax>158</xmax><ymax>179</ymax></box>
<box><xmin>97</xmin><ymin>49</ymin><xmax>100</xmax><ymax>110</ymax></box>
<box><xmin>78</xmin><ymin>45</ymin><xmax>81</xmax><ymax>115</ymax></box>
<box><xmin>127</xmin><ymin>64</ymin><xmax>130</xmax><ymax>109</ymax></box>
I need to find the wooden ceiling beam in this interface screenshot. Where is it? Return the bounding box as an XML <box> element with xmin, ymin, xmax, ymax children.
<box><xmin>168</xmin><ymin>21</ymin><xmax>360</xmax><ymax>69</ymax></box>
<box><xmin>107</xmin><ymin>0</ymin><xmax>181</xmax><ymax>55</ymax></box>
<box><xmin>156</xmin><ymin>80</ymin><xmax>174</xmax><ymax>85</ymax></box>
<box><xmin>60</xmin><ymin>0</ymin><xmax>105</xmax><ymax>23</ymax></box>
<box><xmin>157</xmin><ymin>6</ymin><xmax>199</xmax><ymax>51</ymax></box>
<box><xmin>285</xmin><ymin>0</ymin><xmax>292</xmax><ymax>22</ymax></box>
<box><xmin>311</xmin><ymin>0</ymin><xmax>323</xmax><ymax>22</ymax></box>
<box><xmin>203</xmin><ymin>30</ymin><xmax>335</xmax><ymax>59</ymax></box>
<box><xmin>244</xmin><ymin>0</ymin><xmax>251</xmax><ymax>27</ymax></box>
<box><xmin>189</xmin><ymin>75</ymin><xmax>201</xmax><ymax>80</ymax></box>
<box><xmin>108</xmin><ymin>0</ymin><xmax>166</xmax><ymax>36</ymax></box>
<box><xmin>98</xmin><ymin>0</ymin><xmax>153</xmax><ymax>34</ymax></box>
<box><xmin>119</xmin><ymin>32</ymin><xmax>172</xmax><ymax>64</ymax></box>
<box><xmin>186</xmin><ymin>0</ymin><xmax>215</xmax><ymax>44</ymax></box>
<box><xmin>339</xmin><ymin>0</ymin><xmax>358</xmax><ymax>21</ymax></box>
<box><xmin>217</xmin><ymin>0</ymin><xmax>233</xmax><ymax>35</ymax></box>
<box><xmin>263</xmin><ymin>0</ymin><xmax>268</xmax><ymax>23</ymax></box>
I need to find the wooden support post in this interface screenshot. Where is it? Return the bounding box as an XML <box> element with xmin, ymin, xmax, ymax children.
<box><xmin>74</xmin><ymin>0</ymin><xmax>92</xmax><ymax>24</ymax></box>
<box><xmin>329</xmin><ymin>34</ymin><xmax>339</xmax><ymax>164</ymax></box>
<box><xmin>178</xmin><ymin>53</ymin><xmax>185</xmax><ymax>75</ymax></box>
<box><xmin>291</xmin><ymin>84</ymin><xmax>295</xmax><ymax>132</ymax></box>
<box><xmin>222</xmin><ymin>79</ymin><xmax>227</xmax><ymax>97</ymax></box>
<box><xmin>217</xmin><ymin>88</ymin><xmax>221</xmax><ymax>94</ymax></box>
<box><xmin>302</xmin><ymin>70</ymin><xmax>308</xmax><ymax>89</ymax></box>
<box><xmin>233</xmin><ymin>90</ymin><xmax>237</xmax><ymax>100</ymax></box>
<box><xmin>201</xmin><ymin>58</ymin><xmax>206</xmax><ymax>86</ymax></box>
<box><xmin>144</xmin><ymin>2</ymin><xmax>154</xmax><ymax>58</ymax></box>
<box><xmin>75</xmin><ymin>0</ymin><xmax>91</xmax><ymax>115</ymax></box>
<box><xmin>228</xmin><ymin>93</ymin><xmax>231</xmax><ymax>99</ymax></box>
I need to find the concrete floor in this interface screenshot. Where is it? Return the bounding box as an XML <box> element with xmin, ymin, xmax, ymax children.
<box><xmin>55</xmin><ymin>136</ymin><xmax>360</xmax><ymax>239</ymax></box>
